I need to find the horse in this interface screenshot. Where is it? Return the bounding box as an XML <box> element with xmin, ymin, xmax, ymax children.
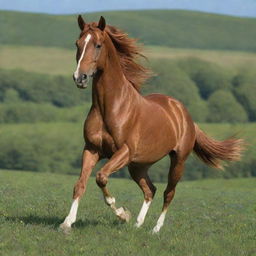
<box><xmin>60</xmin><ymin>15</ymin><xmax>244</xmax><ymax>233</ymax></box>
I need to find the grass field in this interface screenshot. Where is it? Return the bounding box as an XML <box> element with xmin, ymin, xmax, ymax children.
<box><xmin>145</xmin><ymin>46</ymin><xmax>256</xmax><ymax>70</ymax></box>
<box><xmin>1</xmin><ymin>44</ymin><xmax>256</xmax><ymax>76</ymax></box>
<box><xmin>0</xmin><ymin>170</ymin><xmax>255</xmax><ymax>256</ymax></box>
<box><xmin>0</xmin><ymin>45</ymin><xmax>75</xmax><ymax>76</ymax></box>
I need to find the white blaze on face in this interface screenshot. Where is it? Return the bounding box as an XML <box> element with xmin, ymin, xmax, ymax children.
<box><xmin>74</xmin><ymin>34</ymin><xmax>92</xmax><ymax>80</ymax></box>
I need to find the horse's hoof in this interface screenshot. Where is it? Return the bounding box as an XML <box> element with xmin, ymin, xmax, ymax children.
<box><xmin>59</xmin><ymin>223</ymin><xmax>72</xmax><ymax>234</ymax></box>
<box><xmin>116</xmin><ymin>207</ymin><xmax>131</xmax><ymax>222</ymax></box>
<box><xmin>152</xmin><ymin>225</ymin><xmax>160</xmax><ymax>234</ymax></box>
<box><xmin>134</xmin><ymin>222</ymin><xmax>141</xmax><ymax>228</ymax></box>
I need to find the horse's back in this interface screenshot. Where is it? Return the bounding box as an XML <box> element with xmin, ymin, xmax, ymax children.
<box><xmin>144</xmin><ymin>93</ymin><xmax>193</xmax><ymax>125</ymax></box>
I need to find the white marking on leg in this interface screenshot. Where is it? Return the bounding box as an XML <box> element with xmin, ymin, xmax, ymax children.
<box><xmin>104</xmin><ymin>196</ymin><xmax>130</xmax><ymax>221</ymax></box>
<box><xmin>62</xmin><ymin>198</ymin><xmax>79</xmax><ymax>227</ymax></box>
<box><xmin>135</xmin><ymin>200</ymin><xmax>152</xmax><ymax>228</ymax></box>
<box><xmin>115</xmin><ymin>207</ymin><xmax>125</xmax><ymax>216</ymax></box>
<box><xmin>74</xmin><ymin>34</ymin><xmax>91</xmax><ymax>79</ymax></box>
<box><xmin>115</xmin><ymin>207</ymin><xmax>131</xmax><ymax>222</ymax></box>
<box><xmin>105</xmin><ymin>196</ymin><xmax>116</xmax><ymax>206</ymax></box>
<box><xmin>152</xmin><ymin>210</ymin><xmax>167</xmax><ymax>233</ymax></box>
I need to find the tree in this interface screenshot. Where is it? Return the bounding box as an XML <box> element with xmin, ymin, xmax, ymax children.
<box><xmin>207</xmin><ymin>90</ymin><xmax>248</xmax><ymax>123</ymax></box>
<box><xmin>233</xmin><ymin>70</ymin><xmax>256</xmax><ymax>121</ymax></box>
<box><xmin>3</xmin><ymin>89</ymin><xmax>20</xmax><ymax>103</ymax></box>
<box><xmin>178</xmin><ymin>58</ymin><xmax>233</xmax><ymax>99</ymax></box>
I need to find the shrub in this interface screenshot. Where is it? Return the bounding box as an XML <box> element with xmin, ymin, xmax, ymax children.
<box><xmin>207</xmin><ymin>90</ymin><xmax>248</xmax><ymax>123</ymax></box>
<box><xmin>0</xmin><ymin>123</ymin><xmax>84</xmax><ymax>173</ymax></box>
<box><xmin>178</xmin><ymin>58</ymin><xmax>233</xmax><ymax>99</ymax></box>
<box><xmin>233</xmin><ymin>70</ymin><xmax>256</xmax><ymax>121</ymax></box>
<box><xmin>0</xmin><ymin>69</ymin><xmax>90</xmax><ymax>107</ymax></box>
<box><xmin>0</xmin><ymin>103</ymin><xmax>90</xmax><ymax>123</ymax></box>
<box><xmin>3</xmin><ymin>88</ymin><xmax>21</xmax><ymax>103</ymax></box>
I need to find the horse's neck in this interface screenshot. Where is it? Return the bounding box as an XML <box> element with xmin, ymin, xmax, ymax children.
<box><xmin>92</xmin><ymin>48</ymin><xmax>140</xmax><ymax>117</ymax></box>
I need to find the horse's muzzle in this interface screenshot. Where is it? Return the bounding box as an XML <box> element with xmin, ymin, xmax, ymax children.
<box><xmin>73</xmin><ymin>73</ymin><xmax>88</xmax><ymax>89</ymax></box>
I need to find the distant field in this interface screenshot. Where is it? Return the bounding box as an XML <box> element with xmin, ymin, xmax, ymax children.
<box><xmin>0</xmin><ymin>170</ymin><xmax>255</xmax><ymax>256</ymax></box>
<box><xmin>1</xmin><ymin>44</ymin><xmax>256</xmax><ymax>75</ymax></box>
<box><xmin>0</xmin><ymin>45</ymin><xmax>75</xmax><ymax>75</ymax></box>
<box><xmin>145</xmin><ymin>46</ymin><xmax>256</xmax><ymax>70</ymax></box>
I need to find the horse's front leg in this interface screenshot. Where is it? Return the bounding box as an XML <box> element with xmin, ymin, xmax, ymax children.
<box><xmin>96</xmin><ymin>144</ymin><xmax>131</xmax><ymax>222</ymax></box>
<box><xmin>60</xmin><ymin>148</ymin><xmax>99</xmax><ymax>232</ymax></box>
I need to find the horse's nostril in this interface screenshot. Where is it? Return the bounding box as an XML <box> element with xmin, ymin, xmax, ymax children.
<box><xmin>72</xmin><ymin>74</ymin><xmax>76</xmax><ymax>81</ymax></box>
<box><xmin>82</xmin><ymin>74</ymin><xmax>87</xmax><ymax>80</ymax></box>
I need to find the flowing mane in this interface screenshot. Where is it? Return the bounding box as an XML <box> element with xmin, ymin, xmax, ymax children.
<box><xmin>105</xmin><ymin>25</ymin><xmax>152</xmax><ymax>91</ymax></box>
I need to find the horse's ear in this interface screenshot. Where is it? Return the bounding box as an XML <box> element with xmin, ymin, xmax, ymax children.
<box><xmin>98</xmin><ymin>16</ymin><xmax>106</xmax><ymax>31</ymax></box>
<box><xmin>78</xmin><ymin>15</ymin><xmax>85</xmax><ymax>30</ymax></box>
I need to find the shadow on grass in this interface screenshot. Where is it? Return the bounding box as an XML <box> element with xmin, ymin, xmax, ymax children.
<box><xmin>5</xmin><ymin>215</ymin><xmax>101</xmax><ymax>229</ymax></box>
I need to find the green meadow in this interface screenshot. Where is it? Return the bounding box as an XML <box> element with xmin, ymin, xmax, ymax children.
<box><xmin>0</xmin><ymin>170</ymin><xmax>255</xmax><ymax>256</ymax></box>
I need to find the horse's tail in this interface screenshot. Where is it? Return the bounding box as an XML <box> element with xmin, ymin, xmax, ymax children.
<box><xmin>193</xmin><ymin>124</ymin><xmax>244</xmax><ymax>169</ymax></box>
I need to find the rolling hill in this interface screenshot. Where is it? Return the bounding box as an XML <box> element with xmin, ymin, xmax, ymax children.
<box><xmin>1</xmin><ymin>10</ymin><xmax>256</xmax><ymax>51</ymax></box>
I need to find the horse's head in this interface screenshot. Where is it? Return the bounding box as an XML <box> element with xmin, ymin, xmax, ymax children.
<box><xmin>73</xmin><ymin>15</ymin><xmax>107</xmax><ymax>89</ymax></box>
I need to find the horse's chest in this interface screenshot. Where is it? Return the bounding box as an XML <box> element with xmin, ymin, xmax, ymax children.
<box><xmin>84</xmin><ymin>116</ymin><xmax>117</xmax><ymax>157</ymax></box>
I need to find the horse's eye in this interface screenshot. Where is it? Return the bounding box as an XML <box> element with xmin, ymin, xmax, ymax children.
<box><xmin>96</xmin><ymin>44</ymin><xmax>102</xmax><ymax>49</ymax></box>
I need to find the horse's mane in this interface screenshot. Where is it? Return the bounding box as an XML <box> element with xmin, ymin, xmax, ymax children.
<box><xmin>105</xmin><ymin>25</ymin><xmax>152</xmax><ymax>91</ymax></box>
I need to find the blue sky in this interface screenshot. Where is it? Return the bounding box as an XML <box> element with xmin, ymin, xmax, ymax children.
<box><xmin>0</xmin><ymin>0</ymin><xmax>256</xmax><ymax>17</ymax></box>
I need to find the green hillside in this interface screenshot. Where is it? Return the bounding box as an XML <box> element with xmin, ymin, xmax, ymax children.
<box><xmin>0</xmin><ymin>170</ymin><xmax>255</xmax><ymax>256</ymax></box>
<box><xmin>1</xmin><ymin>10</ymin><xmax>256</xmax><ymax>51</ymax></box>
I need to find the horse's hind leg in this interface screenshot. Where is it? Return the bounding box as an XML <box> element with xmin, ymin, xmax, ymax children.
<box><xmin>128</xmin><ymin>164</ymin><xmax>156</xmax><ymax>228</ymax></box>
<box><xmin>60</xmin><ymin>148</ymin><xmax>99</xmax><ymax>231</ymax></box>
<box><xmin>152</xmin><ymin>152</ymin><xmax>185</xmax><ymax>233</ymax></box>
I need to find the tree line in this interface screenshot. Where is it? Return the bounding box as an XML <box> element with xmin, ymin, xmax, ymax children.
<box><xmin>0</xmin><ymin>58</ymin><xmax>255</xmax><ymax>123</ymax></box>
<box><xmin>0</xmin><ymin>123</ymin><xmax>254</xmax><ymax>181</ymax></box>
<box><xmin>0</xmin><ymin>58</ymin><xmax>255</xmax><ymax>181</ymax></box>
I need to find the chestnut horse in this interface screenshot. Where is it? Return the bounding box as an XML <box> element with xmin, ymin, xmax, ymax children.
<box><xmin>60</xmin><ymin>16</ymin><xmax>244</xmax><ymax>233</ymax></box>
